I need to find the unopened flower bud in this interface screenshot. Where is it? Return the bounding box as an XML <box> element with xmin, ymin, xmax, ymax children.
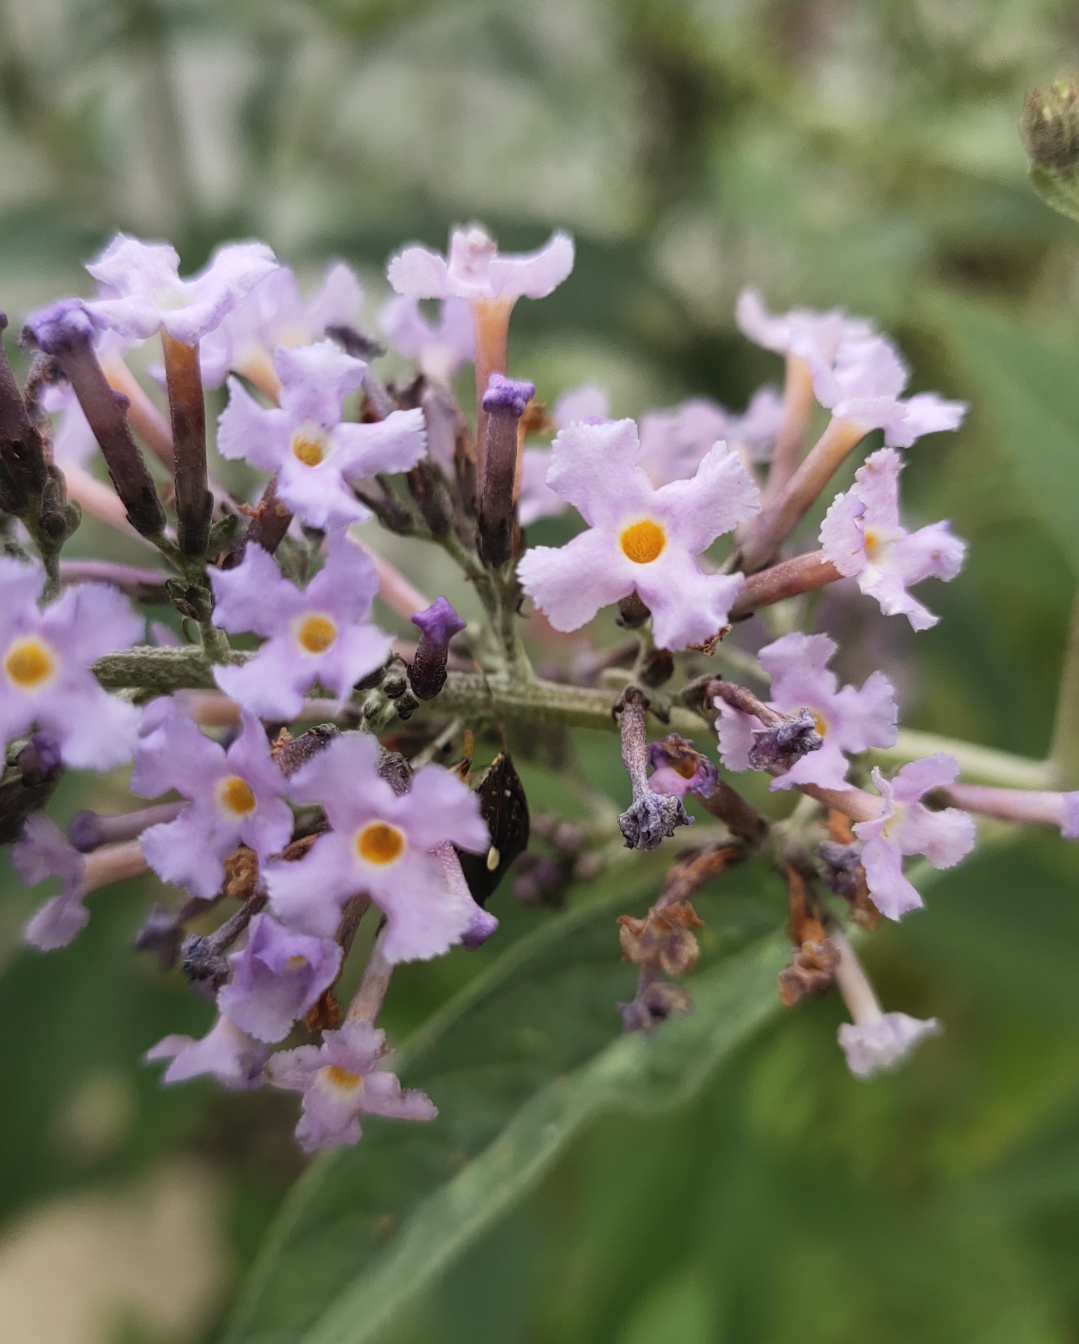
<box><xmin>1021</xmin><ymin>80</ymin><xmax>1079</xmax><ymax>222</ymax></box>
<box><xmin>409</xmin><ymin>596</ymin><xmax>466</xmax><ymax>700</ymax></box>
<box><xmin>477</xmin><ymin>373</ymin><xmax>534</xmax><ymax>568</ymax></box>
<box><xmin>747</xmin><ymin>707</ymin><xmax>822</xmax><ymax>773</ymax></box>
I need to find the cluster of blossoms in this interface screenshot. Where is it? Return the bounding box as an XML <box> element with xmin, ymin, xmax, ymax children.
<box><xmin>2</xmin><ymin>217</ymin><xmax>1076</xmax><ymax>1158</ymax></box>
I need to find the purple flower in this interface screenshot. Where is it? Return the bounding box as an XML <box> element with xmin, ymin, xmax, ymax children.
<box><xmin>736</xmin><ymin>288</ymin><xmax>875</xmax><ymax>364</ymax></box>
<box><xmin>646</xmin><ymin>736</ymin><xmax>719</xmax><ymax>799</ymax></box>
<box><xmin>409</xmin><ymin>596</ymin><xmax>467</xmax><ymax>701</ymax></box>
<box><xmin>200</xmin><ymin>261</ymin><xmax>365</xmax><ymax>388</ymax></box>
<box><xmin>145</xmin><ymin>1014</ymin><xmax>269</xmax><ymax>1090</ymax></box>
<box><xmin>209</xmin><ymin>533</ymin><xmax>392</xmax><ymax>720</ymax></box>
<box><xmin>518</xmin><ymin>385</ymin><xmax>611</xmax><ymax>527</ymax></box>
<box><xmin>15</xmin><ymin>813</ymin><xmax>90</xmax><ymax>950</ymax></box>
<box><xmin>434</xmin><ymin>841</ymin><xmax>499</xmax><ymax>950</ymax></box>
<box><xmin>0</xmin><ymin>557</ymin><xmax>142</xmax><ymax>770</ymax></box>
<box><xmin>217</xmin><ymin>913</ymin><xmax>342</xmax><ymax>1043</ymax></box>
<box><xmin>516</xmin><ymin>419</ymin><xmax>760</xmax><ymax>651</ymax></box>
<box><xmin>130</xmin><ymin>709</ymin><xmax>293</xmax><ymax>900</ymax></box>
<box><xmin>820</xmin><ymin>447</ymin><xmax>966</xmax><ymax>631</ymax></box>
<box><xmin>216</xmin><ymin>339</ymin><xmax>426</xmax><ymax>529</ymax></box>
<box><xmin>715</xmin><ymin>631</ymin><xmax>897</xmax><ymax>791</ymax></box>
<box><xmin>84</xmin><ymin>234</ymin><xmax>279</xmax><ymax>345</ymax></box>
<box><xmin>853</xmin><ymin>754</ymin><xmax>977</xmax><ymax>920</ymax></box>
<box><xmin>266</xmin><ymin>1020</ymin><xmax>437</xmax><ymax>1153</ymax></box>
<box><xmin>263</xmin><ymin>732</ymin><xmax>490</xmax><ymax>959</ymax></box>
<box><xmin>42</xmin><ymin>382</ymin><xmax>96</xmax><ymax>468</ymax></box>
<box><xmin>838</xmin><ymin>1013</ymin><xmax>941</xmax><ymax>1079</ymax></box>
<box><xmin>380</xmin><ymin>294</ymin><xmax>475</xmax><ymax>383</ymax></box>
<box><xmin>806</xmin><ymin>336</ymin><xmax>966</xmax><ymax>448</ymax></box>
<box><xmin>387</xmin><ymin>224</ymin><xmax>574</xmax><ymax>305</ymax></box>
<box><xmin>726</xmin><ymin>386</ymin><xmax>785</xmax><ymax>461</ymax></box>
<box><xmin>638</xmin><ymin>399</ymin><xmax>730</xmax><ymax>484</ymax></box>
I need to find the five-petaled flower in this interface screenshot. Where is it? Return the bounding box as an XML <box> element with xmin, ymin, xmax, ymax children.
<box><xmin>380</xmin><ymin>294</ymin><xmax>475</xmax><ymax>383</ymax></box>
<box><xmin>716</xmin><ymin>631</ymin><xmax>898</xmax><ymax>791</ymax></box>
<box><xmin>839</xmin><ymin>1012</ymin><xmax>941</xmax><ymax>1079</ymax></box>
<box><xmin>263</xmin><ymin>732</ymin><xmax>490</xmax><ymax>959</ymax></box>
<box><xmin>217</xmin><ymin>913</ymin><xmax>343</xmax><ymax>1043</ymax></box>
<box><xmin>145</xmin><ymin>1015</ymin><xmax>270</xmax><ymax>1090</ymax></box>
<box><xmin>387</xmin><ymin>224</ymin><xmax>574</xmax><ymax>308</ymax></box>
<box><xmin>266</xmin><ymin>1020</ymin><xmax>437</xmax><ymax>1153</ymax></box>
<box><xmin>0</xmin><ymin>558</ymin><xmax>142</xmax><ymax>770</ymax></box>
<box><xmin>215</xmin><ymin>340</ymin><xmax>426</xmax><ymax>530</ymax></box>
<box><xmin>130</xmin><ymin>708</ymin><xmax>293</xmax><ymax>900</ymax></box>
<box><xmin>820</xmin><ymin>447</ymin><xmax>966</xmax><ymax>630</ymax></box>
<box><xmin>517</xmin><ymin>418</ymin><xmax>760</xmax><ymax>651</ymax></box>
<box><xmin>209</xmin><ymin>533</ymin><xmax>393</xmax><ymax>721</ymax></box>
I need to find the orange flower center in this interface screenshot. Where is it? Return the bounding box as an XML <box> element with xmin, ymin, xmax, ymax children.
<box><xmin>4</xmin><ymin>637</ymin><xmax>56</xmax><ymax>690</ymax></box>
<box><xmin>216</xmin><ymin>775</ymin><xmax>257</xmax><ymax>817</ymax></box>
<box><xmin>324</xmin><ymin>1065</ymin><xmax>363</xmax><ymax>1091</ymax></box>
<box><xmin>813</xmin><ymin>711</ymin><xmax>828</xmax><ymax>738</ymax></box>
<box><xmin>356</xmin><ymin>821</ymin><xmax>406</xmax><ymax>866</ymax></box>
<box><xmin>620</xmin><ymin>520</ymin><xmax>666</xmax><ymax>564</ymax></box>
<box><xmin>296</xmin><ymin>613</ymin><xmax>337</xmax><ymax>654</ymax></box>
<box><xmin>291</xmin><ymin>431</ymin><xmax>326</xmax><ymax>466</ymax></box>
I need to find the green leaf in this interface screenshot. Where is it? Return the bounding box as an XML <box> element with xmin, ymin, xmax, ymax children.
<box><xmin>220</xmin><ymin>854</ymin><xmax>787</xmax><ymax>1344</ymax></box>
<box><xmin>943</xmin><ymin>301</ymin><xmax>1079</xmax><ymax>568</ymax></box>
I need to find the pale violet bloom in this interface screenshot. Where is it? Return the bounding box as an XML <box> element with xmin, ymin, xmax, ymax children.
<box><xmin>736</xmin><ymin>288</ymin><xmax>875</xmax><ymax>365</ymax></box>
<box><xmin>216</xmin><ymin>340</ymin><xmax>426</xmax><ymax>529</ymax></box>
<box><xmin>806</xmin><ymin>336</ymin><xmax>966</xmax><ymax>448</ymax></box>
<box><xmin>200</xmin><ymin>261</ymin><xmax>365</xmax><ymax>388</ymax></box>
<box><xmin>638</xmin><ymin>388</ymin><xmax>783</xmax><ymax>484</ymax></box>
<box><xmin>266</xmin><ymin>1021</ymin><xmax>437</xmax><ymax>1153</ymax></box>
<box><xmin>145</xmin><ymin>1014</ymin><xmax>269</xmax><ymax>1090</ymax></box>
<box><xmin>839</xmin><ymin>1013</ymin><xmax>941</xmax><ymax>1079</ymax></box>
<box><xmin>264</xmin><ymin>732</ymin><xmax>490</xmax><ymax>960</ymax></box>
<box><xmin>517</xmin><ymin>419</ymin><xmax>760</xmax><ymax>651</ymax></box>
<box><xmin>85</xmin><ymin>233</ymin><xmax>279</xmax><ymax>345</ymax></box>
<box><xmin>820</xmin><ymin>447</ymin><xmax>965</xmax><ymax>631</ymax></box>
<box><xmin>387</xmin><ymin>223</ymin><xmax>574</xmax><ymax>305</ymax></box>
<box><xmin>130</xmin><ymin>709</ymin><xmax>293</xmax><ymax>900</ymax></box>
<box><xmin>217</xmin><ymin>913</ymin><xmax>342</xmax><ymax>1043</ymax></box>
<box><xmin>716</xmin><ymin>631</ymin><xmax>897</xmax><ymax>791</ymax></box>
<box><xmin>380</xmin><ymin>294</ymin><xmax>475</xmax><ymax>383</ymax></box>
<box><xmin>0</xmin><ymin>557</ymin><xmax>142</xmax><ymax>770</ymax></box>
<box><xmin>854</xmin><ymin>754</ymin><xmax>977</xmax><ymax>920</ymax></box>
<box><xmin>15</xmin><ymin>812</ymin><xmax>91</xmax><ymax>950</ymax></box>
<box><xmin>519</xmin><ymin>385</ymin><xmax>610</xmax><ymax>527</ymax></box>
<box><xmin>209</xmin><ymin>533</ymin><xmax>392</xmax><ymax>721</ymax></box>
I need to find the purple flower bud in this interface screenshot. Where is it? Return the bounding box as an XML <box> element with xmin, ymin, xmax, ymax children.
<box><xmin>746</xmin><ymin>707</ymin><xmax>823</xmax><ymax>774</ymax></box>
<box><xmin>477</xmin><ymin>373</ymin><xmax>535</xmax><ymax>568</ymax></box>
<box><xmin>23</xmin><ymin>299</ymin><xmax>98</xmax><ymax>356</ymax></box>
<box><xmin>481</xmin><ymin>372</ymin><xmax>535</xmax><ymax>418</ymax></box>
<box><xmin>409</xmin><ymin>596</ymin><xmax>466</xmax><ymax>701</ymax></box>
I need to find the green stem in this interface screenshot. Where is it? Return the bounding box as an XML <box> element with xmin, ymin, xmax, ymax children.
<box><xmin>1050</xmin><ymin>586</ymin><xmax>1079</xmax><ymax>789</ymax></box>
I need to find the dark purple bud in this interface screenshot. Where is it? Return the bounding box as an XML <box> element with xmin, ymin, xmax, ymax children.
<box><xmin>616</xmin><ymin>591</ymin><xmax>651</xmax><ymax>629</ymax></box>
<box><xmin>180</xmin><ymin>932</ymin><xmax>231</xmax><ymax>996</ymax></box>
<box><xmin>409</xmin><ymin>596</ymin><xmax>466</xmax><ymax>700</ymax></box>
<box><xmin>818</xmin><ymin>840</ymin><xmax>864</xmax><ymax>898</ymax></box>
<box><xmin>23</xmin><ymin>301</ymin><xmax>165</xmax><ymax>538</ymax></box>
<box><xmin>69</xmin><ymin>801</ymin><xmax>184</xmax><ymax>853</ymax></box>
<box><xmin>274</xmin><ymin>723</ymin><xmax>340</xmax><ymax>778</ymax></box>
<box><xmin>477</xmin><ymin>373</ymin><xmax>535</xmax><ymax>568</ymax></box>
<box><xmin>461</xmin><ymin>905</ymin><xmax>499</xmax><ymax>950</ymax></box>
<box><xmin>0</xmin><ymin>318</ymin><xmax>47</xmax><ymax>513</ymax></box>
<box><xmin>747</xmin><ymin>707</ymin><xmax>822</xmax><ymax>773</ymax></box>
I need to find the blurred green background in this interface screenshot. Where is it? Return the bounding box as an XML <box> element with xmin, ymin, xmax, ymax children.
<box><xmin>5</xmin><ymin>0</ymin><xmax>1079</xmax><ymax>1341</ymax></box>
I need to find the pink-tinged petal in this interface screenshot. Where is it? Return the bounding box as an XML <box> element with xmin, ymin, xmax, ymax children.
<box><xmin>387</xmin><ymin>245</ymin><xmax>453</xmax><ymax>299</ymax></box>
<box><xmin>265</xmin><ymin>831</ymin><xmax>364</xmax><ymax>937</ymax></box>
<box><xmin>216</xmin><ymin>378</ymin><xmax>292</xmax><ymax>471</ymax></box>
<box><xmin>0</xmin><ymin>696</ymin><xmax>36</xmax><ymax>760</ymax></box>
<box><xmin>275</xmin><ymin>456</ymin><xmax>371</xmax><ymax>530</ymax></box>
<box><xmin>225</xmin><ymin>710</ymin><xmax>288</xmax><ymax>798</ymax></box>
<box><xmin>131</xmin><ymin>714</ymin><xmax>226</xmax><ymax>799</ymax></box>
<box><xmin>893</xmin><ymin>393</ymin><xmax>966</xmax><ymax>445</ymax></box>
<box><xmin>13</xmin><ymin>813</ymin><xmax>82</xmax><ymax>886</ymax></box>
<box><xmin>304</xmin><ymin>261</ymin><xmax>364</xmax><ymax>334</ymax></box>
<box><xmin>889</xmin><ymin>522</ymin><xmax>966</xmax><ymax>587</ymax></box>
<box><xmin>42</xmin><ymin>581</ymin><xmax>143</xmax><ymax>663</ymax></box>
<box><xmin>210</xmin><ymin>544</ymin><xmax>305</xmax><ymax>638</ymax></box>
<box><xmin>553</xmin><ymin>385</ymin><xmax>609</xmax><ymax>429</ymax></box>
<box><xmin>485</xmin><ymin>231</ymin><xmax>574</xmax><ymax>300</ymax></box>
<box><xmin>24</xmin><ymin>892</ymin><xmax>90</xmax><ymax>951</ymax></box>
<box><xmin>518</xmin><ymin>529</ymin><xmax>631</xmax><ymax>633</ymax></box>
<box><xmin>819</xmin><ymin>489</ymin><xmax>869</xmax><ymax>578</ymax></box>
<box><xmin>218</xmin><ymin>913</ymin><xmax>342</xmax><ymax>1043</ymax></box>
<box><xmin>314</xmin><ymin>622</ymin><xmax>393</xmax><ymax>703</ymax></box>
<box><xmin>890</xmin><ymin>753</ymin><xmax>960</xmax><ymax>802</ymax></box>
<box><xmin>759</xmin><ymin>630</ymin><xmax>837</xmax><ymax>693</ymax></box>
<box><xmin>638</xmin><ymin>399</ymin><xmax>730</xmax><ymax>484</ymax></box>
<box><xmin>324</xmin><ymin>1021</ymin><xmax>387</xmax><ymax>1074</ymax></box>
<box><xmin>859</xmin><ymin>566</ymin><xmax>939</xmax><ymax>631</ymax></box>
<box><xmin>285</xmin><ymin>733</ymin><xmax>396</xmax><ymax>833</ymax></box>
<box><xmin>0</xmin><ymin>556</ymin><xmax>46</xmax><ymax>643</ymax></box>
<box><xmin>715</xmin><ymin>702</ymin><xmax>759</xmax><ymax>773</ymax></box>
<box><xmin>856</xmin><ymin>830</ymin><xmax>923</xmax><ymax>920</ymax></box>
<box><xmin>213</xmin><ymin>639</ymin><xmax>314</xmax><ymax>721</ymax></box>
<box><xmin>772</xmin><ymin>740</ymin><xmax>854</xmax><ymax>793</ymax></box>
<box><xmin>396</xmin><ymin>765</ymin><xmax>489</xmax><ymax>853</ymax></box>
<box><xmin>307</xmin><ymin>531</ymin><xmax>379</xmax><ymax>618</ymax></box>
<box><xmin>518</xmin><ymin>449</ymin><xmax>564</xmax><ymax>526</ymax></box>
<box><xmin>827</xmin><ymin>671</ymin><xmax>899</xmax><ymax>753</ymax></box>
<box><xmin>652</xmin><ymin>444</ymin><xmax>760</xmax><ymax>553</ymax></box>
<box><xmin>275</xmin><ymin>341</ymin><xmax>365</xmax><ymax>427</ymax></box>
<box><xmin>635</xmin><ymin>553</ymin><xmax>743</xmax><ymax>652</ymax></box>
<box><xmin>140</xmin><ymin>803</ymin><xmax>240</xmax><ymax>899</ymax></box>
<box><xmin>545</xmin><ymin>419</ymin><xmax>653</xmax><ymax>528</ymax></box>
<box><xmin>838</xmin><ymin>1013</ymin><xmax>940</xmax><ymax>1078</ymax></box>
<box><xmin>380</xmin><ymin>295</ymin><xmax>474</xmax><ymax>381</ymax></box>
<box><xmin>294</xmin><ymin>1074</ymin><xmax>365</xmax><ymax>1151</ymax></box>
<box><xmin>896</xmin><ymin>805</ymin><xmax>976</xmax><ymax>869</ymax></box>
<box><xmin>330</xmin><ymin>408</ymin><xmax>427</xmax><ymax>479</ymax></box>
<box><xmin>361</xmin><ymin>1070</ymin><xmax>439</xmax><ymax>1122</ymax></box>
<box><xmin>736</xmin><ymin>288</ymin><xmax>874</xmax><ymax>361</ymax></box>
<box><xmin>727</xmin><ymin>385</ymin><xmax>784</xmax><ymax>461</ymax></box>
<box><xmin>264</xmin><ymin>1043</ymin><xmax>322</xmax><ymax>1092</ymax></box>
<box><xmin>35</xmin><ymin>679</ymin><xmax>140</xmax><ymax>771</ymax></box>
<box><xmin>369</xmin><ymin>848</ymin><xmax>477</xmax><ymax>963</ymax></box>
<box><xmin>145</xmin><ymin>1014</ymin><xmax>269</xmax><ymax>1089</ymax></box>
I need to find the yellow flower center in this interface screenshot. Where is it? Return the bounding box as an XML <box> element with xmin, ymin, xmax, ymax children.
<box><xmin>291</xmin><ymin>429</ymin><xmax>326</xmax><ymax>466</ymax></box>
<box><xmin>620</xmin><ymin>520</ymin><xmax>666</xmax><ymax>565</ymax></box>
<box><xmin>216</xmin><ymin>775</ymin><xmax>257</xmax><ymax>817</ymax></box>
<box><xmin>285</xmin><ymin>954</ymin><xmax>309</xmax><ymax>970</ymax></box>
<box><xmin>4</xmin><ymin>637</ymin><xmax>56</xmax><ymax>690</ymax></box>
<box><xmin>324</xmin><ymin>1065</ymin><xmax>363</xmax><ymax>1092</ymax></box>
<box><xmin>296</xmin><ymin>613</ymin><xmax>338</xmax><ymax>654</ymax></box>
<box><xmin>813</xmin><ymin>711</ymin><xmax>828</xmax><ymax>738</ymax></box>
<box><xmin>356</xmin><ymin>821</ymin><xmax>406</xmax><ymax>866</ymax></box>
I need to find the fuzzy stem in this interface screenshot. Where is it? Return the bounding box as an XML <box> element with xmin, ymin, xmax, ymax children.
<box><xmin>828</xmin><ymin>928</ymin><xmax>882</xmax><ymax>1025</ymax></box>
<box><xmin>937</xmin><ymin>784</ymin><xmax>1068</xmax><ymax>829</ymax></box>
<box><xmin>161</xmin><ymin>333</ymin><xmax>211</xmax><ymax>556</ymax></box>
<box><xmin>730</xmin><ymin>550</ymin><xmax>842</xmax><ymax>619</ymax></box>
<box><xmin>83</xmin><ymin>839</ymin><xmax>150</xmax><ymax>892</ymax></box>
<box><xmin>346</xmin><ymin>930</ymin><xmax>394</xmax><ymax>1025</ymax></box>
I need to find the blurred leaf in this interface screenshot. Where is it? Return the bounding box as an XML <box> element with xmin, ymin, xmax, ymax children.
<box><xmin>943</xmin><ymin>301</ymin><xmax>1079</xmax><ymax>568</ymax></box>
<box><xmin>220</xmin><ymin>853</ymin><xmax>787</xmax><ymax>1344</ymax></box>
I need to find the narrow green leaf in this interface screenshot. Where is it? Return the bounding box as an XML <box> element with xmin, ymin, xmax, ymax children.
<box><xmin>220</xmin><ymin>853</ymin><xmax>787</xmax><ymax>1344</ymax></box>
<box><xmin>943</xmin><ymin>301</ymin><xmax>1079</xmax><ymax>567</ymax></box>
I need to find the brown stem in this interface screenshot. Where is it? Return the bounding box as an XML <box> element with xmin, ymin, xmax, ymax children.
<box><xmin>345</xmin><ymin>929</ymin><xmax>394</xmax><ymax>1025</ymax></box>
<box><xmin>761</xmin><ymin>354</ymin><xmax>815</xmax><ymax>507</ymax></box>
<box><xmin>221</xmin><ymin>474</ymin><xmax>292</xmax><ymax>569</ymax></box>
<box><xmin>161</xmin><ymin>333</ymin><xmax>211</xmax><ymax>556</ymax></box>
<box><xmin>100</xmin><ymin>352</ymin><xmax>175</xmax><ymax>471</ymax></box>
<box><xmin>730</xmin><ymin>550</ymin><xmax>842</xmax><ymax>619</ymax></box>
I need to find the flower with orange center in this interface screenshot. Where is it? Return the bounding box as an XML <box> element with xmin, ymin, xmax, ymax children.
<box><xmin>291</xmin><ymin>424</ymin><xmax>328</xmax><ymax>467</ymax></box>
<box><xmin>4</xmin><ymin>636</ymin><xmax>58</xmax><ymax>691</ymax></box>
<box><xmin>216</xmin><ymin>774</ymin><xmax>258</xmax><ymax>819</ymax></box>
<box><xmin>355</xmin><ymin>821</ymin><xmax>406</xmax><ymax>866</ymax></box>
<box><xmin>294</xmin><ymin>612</ymin><xmax>338</xmax><ymax>655</ymax></box>
<box><xmin>619</xmin><ymin>519</ymin><xmax>666</xmax><ymax>565</ymax></box>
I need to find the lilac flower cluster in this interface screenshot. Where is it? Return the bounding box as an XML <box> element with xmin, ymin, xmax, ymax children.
<box><xmin>3</xmin><ymin>212</ymin><xmax>1075</xmax><ymax>1161</ymax></box>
